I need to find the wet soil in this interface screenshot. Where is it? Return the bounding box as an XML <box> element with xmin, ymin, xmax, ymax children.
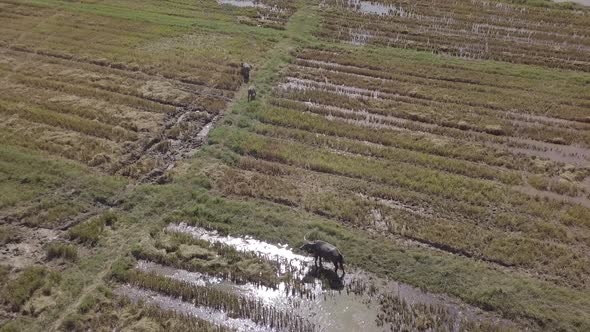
<box><xmin>514</xmin><ymin>183</ymin><xmax>590</xmax><ymax>208</ymax></box>
<box><xmin>501</xmin><ymin>138</ymin><xmax>590</xmax><ymax>167</ymax></box>
<box><xmin>332</xmin><ymin>0</ymin><xmax>413</xmax><ymax>17</ymax></box>
<box><xmin>219</xmin><ymin>0</ymin><xmax>268</xmax><ymax>8</ymax></box>
<box><xmin>0</xmin><ymin>225</ymin><xmax>60</xmax><ymax>269</ymax></box>
<box><xmin>116</xmin><ymin>284</ymin><xmax>276</xmax><ymax>332</ymax></box>
<box><xmin>140</xmin><ymin>223</ymin><xmax>520</xmax><ymax>331</ymax></box>
<box><xmin>280</xmin><ymin>76</ymin><xmax>590</xmax><ymax>168</ymax></box>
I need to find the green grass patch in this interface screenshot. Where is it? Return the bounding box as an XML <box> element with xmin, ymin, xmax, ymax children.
<box><xmin>68</xmin><ymin>212</ymin><xmax>119</xmax><ymax>246</ymax></box>
<box><xmin>46</xmin><ymin>242</ymin><xmax>78</xmax><ymax>261</ymax></box>
<box><xmin>1</xmin><ymin>266</ymin><xmax>60</xmax><ymax>312</ymax></box>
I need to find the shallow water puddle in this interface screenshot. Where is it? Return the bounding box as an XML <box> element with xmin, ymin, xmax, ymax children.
<box><xmin>217</xmin><ymin>0</ymin><xmax>285</xmax><ymax>14</ymax></box>
<box><xmin>135</xmin><ymin>259</ymin><xmax>382</xmax><ymax>331</ymax></box>
<box><xmin>330</xmin><ymin>0</ymin><xmax>412</xmax><ymax>16</ymax></box>
<box><xmin>218</xmin><ymin>0</ymin><xmax>269</xmax><ymax>8</ymax></box>
<box><xmin>196</xmin><ymin>117</ymin><xmax>216</xmax><ymax>140</ymax></box>
<box><xmin>353</xmin><ymin>0</ymin><xmax>402</xmax><ymax>16</ymax></box>
<box><xmin>136</xmin><ymin>259</ymin><xmax>322</xmax><ymax>304</ymax></box>
<box><xmin>279</xmin><ymin>77</ymin><xmax>382</xmax><ymax>99</ymax></box>
<box><xmin>116</xmin><ymin>284</ymin><xmax>276</xmax><ymax>332</ymax></box>
<box><xmin>166</xmin><ymin>222</ymin><xmax>312</xmax><ymax>277</ymax></box>
<box><xmin>163</xmin><ymin>223</ymin><xmax>516</xmax><ymax>331</ymax></box>
<box><xmin>348</xmin><ymin>28</ymin><xmax>374</xmax><ymax>45</ymax></box>
<box><xmin>136</xmin><ymin>260</ymin><xmax>223</xmax><ymax>287</ymax></box>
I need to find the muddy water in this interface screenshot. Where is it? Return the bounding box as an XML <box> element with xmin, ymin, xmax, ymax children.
<box><xmin>136</xmin><ymin>259</ymin><xmax>380</xmax><ymax>331</ymax></box>
<box><xmin>343</xmin><ymin>0</ymin><xmax>411</xmax><ymax>16</ymax></box>
<box><xmin>279</xmin><ymin>77</ymin><xmax>382</xmax><ymax>99</ymax></box>
<box><xmin>116</xmin><ymin>285</ymin><xmax>276</xmax><ymax>332</ymax></box>
<box><xmin>163</xmin><ymin>223</ymin><xmax>517</xmax><ymax>331</ymax></box>
<box><xmin>196</xmin><ymin>116</ymin><xmax>217</xmax><ymax>141</ymax></box>
<box><xmin>167</xmin><ymin>222</ymin><xmax>312</xmax><ymax>278</ymax></box>
<box><xmin>218</xmin><ymin>0</ymin><xmax>269</xmax><ymax>8</ymax></box>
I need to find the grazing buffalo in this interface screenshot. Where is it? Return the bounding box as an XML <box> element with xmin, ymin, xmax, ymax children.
<box><xmin>241</xmin><ymin>63</ymin><xmax>251</xmax><ymax>83</ymax></box>
<box><xmin>247</xmin><ymin>85</ymin><xmax>256</xmax><ymax>102</ymax></box>
<box><xmin>300</xmin><ymin>234</ymin><xmax>344</xmax><ymax>274</ymax></box>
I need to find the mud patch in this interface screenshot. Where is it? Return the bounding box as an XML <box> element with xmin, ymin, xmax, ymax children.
<box><xmin>502</xmin><ymin>138</ymin><xmax>590</xmax><ymax>167</ymax></box>
<box><xmin>279</xmin><ymin>77</ymin><xmax>382</xmax><ymax>99</ymax></box>
<box><xmin>219</xmin><ymin>0</ymin><xmax>270</xmax><ymax>8</ymax></box>
<box><xmin>0</xmin><ymin>226</ymin><xmax>60</xmax><ymax>269</ymax></box>
<box><xmin>347</xmin><ymin>28</ymin><xmax>374</xmax><ymax>45</ymax></box>
<box><xmin>514</xmin><ymin>183</ymin><xmax>590</xmax><ymax>208</ymax></box>
<box><xmin>120</xmin><ymin>107</ymin><xmax>218</xmax><ymax>183</ymax></box>
<box><xmin>349</xmin><ymin>0</ymin><xmax>411</xmax><ymax>16</ymax></box>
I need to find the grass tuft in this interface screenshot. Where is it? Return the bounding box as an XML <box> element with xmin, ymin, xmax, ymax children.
<box><xmin>46</xmin><ymin>242</ymin><xmax>78</xmax><ymax>261</ymax></box>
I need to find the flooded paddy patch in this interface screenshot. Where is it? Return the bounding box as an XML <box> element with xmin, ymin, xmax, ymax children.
<box><xmin>327</xmin><ymin>0</ymin><xmax>414</xmax><ymax>17</ymax></box>
<box><xmin>278</xmin><ymin>77</ymin><xmax>383</xmax><ymax>99</ymax></box>
<box><xmin>218</xmin><ymin>0</ymin><xmax>270</xmax><ymax>8</ymax></box>
<box><xmin>166</xmin><ymin>222</ymin><xmax>311</xmax><ymax>278</ymax></box>
<box><xmin>216</xmin><ymin>0</ymin><xmax>296</xmax><ymax>28</ymax></box>
<box><xmin>116</xmin><ymin>285</ymin><xmax>276</xmax><ymax>332</ymax></box>
<box><xmin>347</xmin><ymin>28</ymin><xmax>374</xmax><ymax>45</ymax></box>
<box><xmin>157</xmin><ymin>223</ymin><xmax>518</xmax><ymax>331</ymax></box>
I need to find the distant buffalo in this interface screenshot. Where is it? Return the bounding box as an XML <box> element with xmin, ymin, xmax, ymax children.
<box><xmin>241</xmin><ymin>63</ymin><xmax>251</xmax><ymax>83</ymax></box>
<box><xmin>248</xmin><ymin>85</ymin><xmax>256</xmax><ymax>102</ymax></box>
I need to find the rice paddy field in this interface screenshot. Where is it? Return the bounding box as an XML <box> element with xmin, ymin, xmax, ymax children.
<box><xmin>1</xmin><ymin>0</ymin><xmax>589</xmax><ymax>331</ymax></box>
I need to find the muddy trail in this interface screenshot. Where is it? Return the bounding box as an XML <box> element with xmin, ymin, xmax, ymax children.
<box><xmin>128</xmin><ymin>106</ymin><xmax>223</xmax><ymax>185</ymax></box>
<box><xmin>116</xmin><ymin>223</ymin><xmax>518</xmax><ymax>331</ymax></box>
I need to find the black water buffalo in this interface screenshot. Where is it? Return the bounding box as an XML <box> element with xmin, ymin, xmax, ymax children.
<box><xmin>300</xmin><ymin>235</ymin><xmax>344</xmax><ymax>274</ymax></box>
<box><xmin>241</xmin><ymin>63</ymin><xmax>251</xmax><ymax>83</ymax></box>
<box><xmin>247</xmin><ymin>85</ymin><xmax>256</xmax><ymax>102</ymax></box>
